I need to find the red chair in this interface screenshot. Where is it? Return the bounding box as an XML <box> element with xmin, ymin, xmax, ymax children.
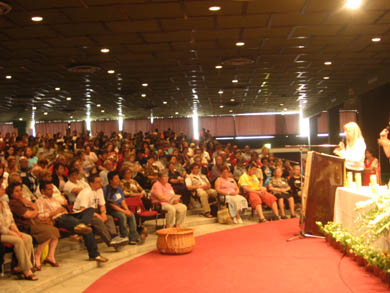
<box><xmin>125</xmin><ymin>197</ymin><xmax>165</xmax><ymax>230</ymax></box>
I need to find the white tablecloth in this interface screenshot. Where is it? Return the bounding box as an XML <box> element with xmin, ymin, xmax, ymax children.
<box><xmin>334</xmin><ymin>186</ymin><xmax>390</xmax><ymax>249</ymax></box>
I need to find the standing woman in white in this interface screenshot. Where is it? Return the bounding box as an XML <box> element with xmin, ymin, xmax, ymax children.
<box><xmin>334</xmin><ymin>122</ymin><xmax>366</xmax><ymax>184</ymax></box>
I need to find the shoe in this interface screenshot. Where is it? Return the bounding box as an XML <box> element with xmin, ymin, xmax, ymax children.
<box><xmin>129</xmin><ymin>240</ymin><xmax>137</xmax><ymax>245</ymax></box>
<box><xmin>74</xmin><ymin>223</ymin><xmax>92</xmax><ymax>235</ymax></box>
<box><xmin>233</xmin><ymin>217</ymin><xmax>238</xmax><ymax>224</ymax></box>
<box><xmin>44</xmin><ymin>259</ymin><xmax>60</xmax><ymax>267</ymax></box>
<box><xmin>90</xmin><ymin>255</ymin><xmax>108</xmax><ymax>263</ymax></box>
<box><xmin>19</xmin><ymin>273</ymin><xmax>38</xmax><ymax>281</ymax></box>
<box><xmin>290</xmin><ymin>214</ymin><xmax>297</xmax><ymax>218</ymax></box>
<box><xmin>33</xmin><ymin>265</ymin><xmax>41</xmax><ymax>272</ymax></box>
<box><xmin>258</xmin><ymin>218</ymin><xmax>267</xmax><ymax>223</ymax></box>
<box><xmin>136</xmin><ymin>238</ymin><xmax>145</xmax><ymax>245</ymax></box>
<box><xmin>237</xmin><ymin>218</ymin><xmax>243</xmax><ymax>224</ymax></box>
<box><xmin>281</xmin><ymin>215</ymin><xmax>288</xmax><ymax>220</ymax></box>
<box><xmin>111</xmin><ymin>236</ymin><xmax>128</xmax><ymax>245</ymax></box>
<box><xmin>270</xmin><ymin>216</ymin><xmax>281</xmax><ymax>221</ymax></box>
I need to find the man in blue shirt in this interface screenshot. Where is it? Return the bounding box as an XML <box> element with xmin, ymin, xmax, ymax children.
<box><xmin>104</xmin><ymin>171</ymin><xmax>143</xmax><ymax>245</ymax></box>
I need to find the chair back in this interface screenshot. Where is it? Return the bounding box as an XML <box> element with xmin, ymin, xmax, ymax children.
<box><xmin>125</xmin><ymin>197</ymin><xmax>145</xmax><ymax>213</ymax></box>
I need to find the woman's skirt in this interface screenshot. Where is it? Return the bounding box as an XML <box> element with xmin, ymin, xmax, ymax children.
<box><xmin>30</xmin><ymin>223</ymin><xmax>60</xmax><ymax>244</ymax></box>
<box><xmin>226</xmin><ymin>195</ymin><xmax>248</xmax><ymax>218</ymax></box>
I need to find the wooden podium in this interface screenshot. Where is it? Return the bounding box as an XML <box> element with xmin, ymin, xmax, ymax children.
<box><xmin>300</xmin><ymin>151</ymin><xmax>345</xmax><ymax>236</ymax></box>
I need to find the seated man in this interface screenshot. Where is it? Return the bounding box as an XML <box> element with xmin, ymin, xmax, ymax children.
<box><xmin>104</xmin><ymin>171</ymin><xmax>144</xmax><ymax>245</ymax></box>
<box><xmin>63</xmin><ymin>168</ymin><xmax>88</xmax><ymax>204</ymax></box>
<box><xmin>151</xmin><ymin>170</ymin><xmax>187</xmax><ymax>228</ymax></box>
<box><xmin>238</xmin><ymin>163</ymin><xmax>280</xmax><ymax>223</ymax></box>
<box><xmin>185</xmin><ymin>163</ymin><xmax>217</xmax><ymax>218</ymax></box>
<box><xmin>36</xmin><ymin>181</ymin><xmax>108</xmax><ymax>262</ymax></box>
<box><xmin>73</xmin><ymin>174</ymin><xmax>127</xmax><ymax>249</ymax></box>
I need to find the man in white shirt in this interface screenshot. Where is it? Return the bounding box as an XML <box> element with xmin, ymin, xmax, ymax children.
<box><xmin>63</xmin><ymin>168</ymin><xmax>88</xmax><ymax>204</ymax></box>
<box><xmin>73</xmin><ymin>174</ymin><xmax>126</xmax><ymax>247</ymax></box>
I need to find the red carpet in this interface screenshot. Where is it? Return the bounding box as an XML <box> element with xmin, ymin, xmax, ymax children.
<box><xmin>85</xmin><ymin>219</ymin><xmax>388</xmax><ymax>293</ymax></box>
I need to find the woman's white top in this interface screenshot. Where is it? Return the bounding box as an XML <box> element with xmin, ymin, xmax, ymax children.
<box><xmin>339</xmin><ymin>138</ymin><xmax>366</xmax><ymax>171</ymax></box>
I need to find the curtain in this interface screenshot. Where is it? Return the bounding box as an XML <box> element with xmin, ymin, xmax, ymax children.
<box><xmin>123</xmin><ymin>119</ymin><xmax>151</xmax><ymax>135</ymax></box>
<box><xmin>70</xmin><ymin>121</ymin><xmax>83</xmax><ymax>134</ymax></box>
<box><xmin>92</xmin><ymin>120</ymin><xmax>119</xmax><ymax>136</ymax></box>
<box><xmin>199</xmin><ymin>116</ymin><xmax>235</xmax><ymax>137</ymax></box>
<box><xmin>317</xmin><ymin>111</ymin><xmax>357</xmax><ymax>133</ymax></box>
<box><xmin>235</xmin><ymin>115</ymin><xmax>277</xmax><ymax>136</ymax></box>
<box><xmin>0</xmin><ymin>124</ymin><xmax>17</xmax><ymax>135</ymax></box>
<box><xmin>35</xmin><ymin>122</ymin><xmax>68</xmax><ymax>136</ymax></box>
<box><xmin>152</xmin><ymin>118</ymin><xmax>192</xmax><ymax>137</ymax></box>
<box><xmin>276</xmin><ymin>114</ymin><xmax>300</xmax><ymax>134</ymax></box>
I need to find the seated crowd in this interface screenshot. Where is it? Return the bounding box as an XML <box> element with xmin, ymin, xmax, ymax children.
<box><xmin>0</xmin><ymin>129</ymin><xmax>302</xmax><ymax>281</ymax></box>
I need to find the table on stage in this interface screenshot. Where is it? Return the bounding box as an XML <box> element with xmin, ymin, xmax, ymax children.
<box><xmin>334</xmin><ymin>186</ymin><xmax>390</xmax><ymax>250</ymax></box>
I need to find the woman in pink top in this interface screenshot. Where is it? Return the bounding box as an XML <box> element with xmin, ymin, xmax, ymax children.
<box><xmin>151</xmin><ymin>171</ymin><xmax>187</xmax><ymax>227</ymax></box>
<box><xmin>215</xmin><ymin>167</ymin><xmax>248</xmax><ymax>224</ymax></box>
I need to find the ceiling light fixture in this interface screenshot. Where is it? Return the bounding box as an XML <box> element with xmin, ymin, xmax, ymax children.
<box><xmin>31</xmin><ymin>16</ymin><xmax>43</xmax><ymax>22</ymax></box>
<box><xmin>70</xmin><ymin>116</ymin><xmax>73</xmax><ymax>119</ymax></box>
<box><xmin>371</xmin><ymin>37</ymin><xmax>381</xmax><ymax>42</ymax></box>
<box><xmin>219</xmin><ymin>105</ymin><xmax>224</xmax><ymax>108</ymax></box>
<box><xmin>141</xmin><ymin>94</ymin><xmax>146</xmax><ymax>97</ymax></box>
<box><xmin>55</xmin><ymin>87</ymin><xmax>61</xmax><ymax>91</ymax></box>
<box><xmin>66</xmin><ymin>97</ymin><xmax>71</xmax><ymax>101</ymax></box>
<box><xmin>230</xmin><ymin>98</ymin><xmax>235</xmax><ymax>102</ymax></box>
<box><xmin>215</xmin><ymin>65</ymin><xmax>223</xmax><ymax>69</ymax></box>
<box><xmin>97</xmin><ymin>104</ymin><xmax>101</xmax><ymax>107</ymax></box>
<box><xmin>100</xmin><ymin>48</ymin><xmax>110</xmax><ymax>53</ymax></box>
<box><xmin>280</xmin><ymin>104</ymin><xmax>284</xmax><ymax>106</ymax></box>
<box><xmin>175</xmin><ymin>112</ymin><xmax>179</xmax><ymax>115</ymax></box>
<box><xmin>208</xmin><ymin>6</ymin><xmax>221</xmax><ymax>11</ymax></box>
<box><xmin>229</xmin><ymin>110</ymin><xmax>233</xmax><ymax>113</ymax></box>
<box><xmin>107</xmin><ymin>70</ymin><xmax>115</xmax><ymax>74</ymax></box>
<box><xmin>5</xmin><ymin>75</ymin><xmax>12</xmax><ymax>79</ymax></box>
<box><xmin>163</xmin><ymin>101</ymin><xmax>167</xmax><ymax>104</ymax></box>
<box><xmin>297</xmin><ymin>45</ymin><xmax>305</xmax><ymax>49</ymax></box>
<box><xmin>232</xmin><ymin>79</ymin><xmax>238</xmax><ymax>83</ymax></box>
<box><xmin>142</xmin><ymin>83</ymin><xmax>148</xmax><ymax>87</ymax></box>
<box><xmin>44</xmin><ymin>112</ymin><xmax>48</xmax><ymax>115</ymax></box>
<box><xmin>19</xmin><ymin>118</ymin><xmax>22</xmax><ymax>121</ymax></box>
<box><xmin>323</xmin><ymin>76</ymin><xmax>330</xmax><ymax>80</ymax></box>
<box><xmin>101</xmin><ymin>110</ymin><xmax>105</xmax><ymax>113</ymax></box>
<box><xmin>345</xmin><ymin>0</ymin><xmax>362</xmax><ymax>9</ymax></box>
<box><xmin>235</xmin><ymin>41</ymin><xmax>245</xmax><ymax>47</ymax></box>
<box><xmin>32</xmin><ymin>106</ymin><xmax>37</xmax><ymax>110</ymax></box>
<box><xmin>218</xmin><ymin>90</ymin><xmax>224</xmax><ymax>94</ymax></box>
<box><xmin>324</xmin><ymin>61</ymin><xmax>332</xmax><ymax>65</ymax></box>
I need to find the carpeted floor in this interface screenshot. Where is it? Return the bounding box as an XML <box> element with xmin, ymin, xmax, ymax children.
<box><xmin>85</xmin><ymin>219</ymin><xmax>389</xmax><ymax>293</ymax></box>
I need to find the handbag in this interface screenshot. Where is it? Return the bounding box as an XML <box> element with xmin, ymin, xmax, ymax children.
<box><xmin>217</xmin><ymin>207</ymin><xmax>232</xmax><ymax>224</ymax></box>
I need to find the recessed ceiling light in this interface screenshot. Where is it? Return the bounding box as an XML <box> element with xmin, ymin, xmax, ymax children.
<box><xmin>32</xmin><ymin>106</ymin><xmax>37</xmax><ymax>110</ymax></box>
<box><xmin>324</xmin><ymin>61</ymin><xmax>332</xmax><ymax>65</ymax></box>
<box><xmin>280</xmin><ymin>103</ymin><xmax>284</xmax><ymax>106</ymax></box>
<box><xmin>55</xmin><ymin>87</ymin><xmax>61</xmax><ymax>91</ymax></box>
<box><xmin>215</xmin><ymin>65</ymin><xmax>223</xmax><ymax>69</ymax></box>
<box><xmin>141</xmin><ymin>94</ymin><xmax>146</xmax><ymax>97</ymax></box>
<box><xmin>297</xmin><ymin>46</ymin><xmax>305</xmax><ymax>49</ymax></box>
<box><xmin>175</xmin><ymin>112</ymin><xmax>179</xmax><ymax>115</ymax></box>
<box><xmin>283</xmin><ymin>108</ymin><xmax>288</xmax><ymax>111</ymax></box>
<box><xmin>70</xmin><ymin>116</ymin><xmax>73</xmax><ymax>119</ymax></box>
<box><xmin>229</xmin><ymin>110</ymin><xmax>233</xmax><ymax>113</ymax></box>
<box><xmin>232</xmin><ymin>79</ymin><xmax>238</xmax><ymax>83</ymax></box>
<box><xmin>66</xmin><ymin>97</ymin><xmax>71</xmax><ymax>101</ymax></box>
<box><xmin>235</xmin><ymin>41</ymin><xmax>245</xmax><ymax>47</ymax></box>
<box><xmin>97</xmin><ymin>104</ymin><xmax>101</xmax><ymax>107</ymax></box>
<box><xmin>323</xmin><ymin>76</ymin><xmax>330</xmax><ymax>80</ymax></box>
<box><xmin>44</xmin><ymin>112</ymin><xmax>48</xmax><ymax>115</ymax></box>
<box><xmin>107</xmin><ymin>70</ymin><xmax>115</xmax><ymax>74</ymax></box>
<box><xmin>208</xmin><ymin>6</ymin><xmax>221</xmax><ymax>11</ymax></box>
<box><xmin>100</xmin><ymin>48</ymin><xmax>110</xmax><ymax>53</ymax></box>
<box><xmin>5</xmin><ymin>75</ymin><xmax>12</xmax><ymax>79</ymax></box>
<box><xmin>19</xmin><ymin>118</ymin><xmax>22</xmax><ymax>121</ymax></box>
<box><xmin>218</xmin><ymin>90</ymin><xmax>224</xmax><ymax>94</ymax></box>
<box><xmin>142</xmin><ymin>83</ymin><xmax>148</xmax><ymax>87</ymax></box>
<box><xmin>31</xmin><ymin>16</ymin><xmax>43</xmax><ymax>22</ymax></box>
<box><xmin>371</xmin><ymin>37</ymin><xmax>381</xmax><ymax>42</ymax></box>
<box><xmin>101</xmin><ymin>109</ymin><xmax>105</xmax><ymax>113</ymax></box>
<box><xmin>163</xmin><ymin>101</ymin><xmax>167</xmax><ymax>104</ymax></box>
<box><xmin>219</xmin><ymin>105</ymin><xmax>224</xmax><ymax>108</ymax></box>
<box><xmin>230</xmin><ymin>98</ymin><xmax>235</xmax><ymax>102</ymax></box>
<box><xmin>345</xmin><ymin>0</ymin><xmax>362</xmax><ymax>9</ymax></box>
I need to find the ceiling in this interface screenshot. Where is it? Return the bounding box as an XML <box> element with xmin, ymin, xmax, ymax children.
<box><xmin>0</xmin><ymin>0</ymin><xmax>389</xmax><ymax>123</ymax></box>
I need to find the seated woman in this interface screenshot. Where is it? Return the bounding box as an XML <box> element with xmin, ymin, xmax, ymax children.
<box><xmin>214</xmin><ymin>167</ymin><xmax>248</xmax><ymax>224</ymax></box>
<box><xmin>268</xmin><ymin>167</ymin><xmax>296</xmax><ymax>219</ymax></box>
<box><xmin>120</xmin><ymin>167</ymin><xmax>151</xmax><ymax>210</ymax></box>
<box><xmin>0</xmin><ymin>196</ymin><xmax>37</xmax><ymax>280</ymax></box>
<box><xmin>167</xmin><ymin>162</ymin><xmax>191</xmax><ymax>207</ymax></box>
<box><xmin>150</xmin><ymin>171</ymin><xmax>187</xmax><ymax>228</ymax></box>
<box><xmin>8</xmin><ymin>183</ymin><xmax>60</xmax><ymax>271</ymax></box>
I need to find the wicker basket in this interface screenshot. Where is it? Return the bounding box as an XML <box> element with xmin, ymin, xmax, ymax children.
<box><xmin>156</xmin><ymin>227</ymin><xmax>195</xmax><ymax>255</ymax></box>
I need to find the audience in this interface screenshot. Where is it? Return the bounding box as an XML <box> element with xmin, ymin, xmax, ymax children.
<box><xmin>0</xmin><ymin>128</ymin><xmax>304</xmax><ymax>281</ymax></box>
